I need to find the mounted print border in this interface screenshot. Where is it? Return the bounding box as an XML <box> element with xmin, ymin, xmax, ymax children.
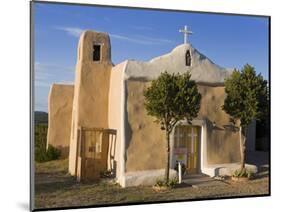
<box><xmin>30</xmin><ymin>1</ymin><xmax>271</xmax><ymax>211</ymax></box>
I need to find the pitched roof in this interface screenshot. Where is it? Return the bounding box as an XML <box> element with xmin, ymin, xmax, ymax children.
<box><xmin>122</xmin><ymin>43</ymin><xmax>232</xmax><ymax>84</ymax></box>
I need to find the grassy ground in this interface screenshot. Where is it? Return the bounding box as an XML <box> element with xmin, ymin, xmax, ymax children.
<box><xmin>34</xmin><ymin>159</ymin><xmax>269</xmax><ymax>209</ymax></box>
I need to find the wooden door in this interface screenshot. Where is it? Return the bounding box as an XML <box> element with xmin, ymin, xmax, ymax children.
<box><xmin>174</xmin><ymin>125</ymin><xmax>200</xmax><ymax>174</ymax></box>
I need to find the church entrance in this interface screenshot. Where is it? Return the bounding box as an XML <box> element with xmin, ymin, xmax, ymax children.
<box><xmin>173</xmin><ymin>125</ymin><xmax>201</xmax><ymax>174</ymax></box>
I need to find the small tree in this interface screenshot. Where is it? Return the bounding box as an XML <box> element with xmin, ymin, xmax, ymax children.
<box><xmin>144</xmin><ymin>71</ymin><xmax>201</xmax><ymax>183</ymax></box>
<box><xmin>222</xmin><ymin>64</ymin><xmax>268</xmax><ymax>171</ymax></box>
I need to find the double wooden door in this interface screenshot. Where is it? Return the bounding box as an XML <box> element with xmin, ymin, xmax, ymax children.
<box><xmin>174</xmin><ymin>125</ymin><xmax>200</xmax><ymax>174</ymax></box>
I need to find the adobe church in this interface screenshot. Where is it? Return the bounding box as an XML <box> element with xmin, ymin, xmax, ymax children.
<box><xmin>47</xmin><ymin>27</ymin><xmax>256</xmax><ymax>187</ymax></box>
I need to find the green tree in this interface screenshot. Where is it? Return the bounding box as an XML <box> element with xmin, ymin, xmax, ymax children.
<box><xmin>222</xmin><ymin>64</ymin><xmax>268</xmax><ymax>171</ymax></box>
<box><xmin>144</xmin><ymin>71</ymin><xmax>201</xmax><ymax>183</ymax></box>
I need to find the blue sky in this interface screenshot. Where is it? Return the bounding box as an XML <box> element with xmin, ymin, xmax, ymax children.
<box><xmin>33</xmin><ymin>2</ymin><xmax>269</xmax><ymax>112</ymax></box>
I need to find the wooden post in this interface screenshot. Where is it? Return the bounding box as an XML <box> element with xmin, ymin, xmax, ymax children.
<box><xmin>178</xmin><ymin>161</ymin><xmax>182</xmax><ymax>184</ymax></box>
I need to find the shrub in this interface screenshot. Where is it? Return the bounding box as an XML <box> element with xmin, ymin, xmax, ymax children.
<box><xmin>34</xmin><ymin>124</ymin><xmax>61</xmax><ymax>162</ymax></box>
<box><xmin>35</xmin><ymin>146</ymin><xmax>47</xmax><ymax>162</ymax></box>
<box><xmin>46</xmin><ymin>145</ymin><xmax>61</xmax><ymax>160</ymax></box>
<box><xmin>35</xmin><ymin>144</ymin><xmax>61</xmax><ymax>162</ymax></box>
<box><xmin>166</xmin><ymin>177</ymin><xmax>178</xmax><ymax>187</ymax></box>
<box><xmin>154</xmin><ymin>177</ymin><xmax>178</xmax><ymax>188</ymax></box>
<box><xmin>232</xmin><ymin>169</ymin><xmax>252</xmax><ymax>179</ymax></box>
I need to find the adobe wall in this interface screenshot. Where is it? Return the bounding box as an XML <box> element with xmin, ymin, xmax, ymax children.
<box><xmin>124</xmin><ymin>80</ymin><xmax>241</xmax><ymax>172</ymax></box>
<box><xmin>47</xmin><ymin>84</ymin><xmax>74</xmax><ymax>158</ymax></box>
<box><xmin>69</xmin><ymin>31</ymin><xmax>112</xmax><ymax>175</ymax></box>
<box><xmin>108</xmin><ymin>61</ymin><xmax>127</xmax><ymax>181</ymax></box>
<box><xmin>125</xmin><ymin>80</ymin><xmax>166</xmax><ymax>172</ymax></box>
<box><xmin>196</xmin><ymin>85</ymin><xmax>241</xmax><ymax>164</ymax></box>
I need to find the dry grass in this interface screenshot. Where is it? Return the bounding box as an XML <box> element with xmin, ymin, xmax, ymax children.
<box><xmin>35</xmin><ymin>159</ymin><xmax>68</xmax><ymax>174</ymax></box>
<box><xmin>34</xmin><ymin>159</ymin><xmax>269</xmax><ymax>210</ymax></box>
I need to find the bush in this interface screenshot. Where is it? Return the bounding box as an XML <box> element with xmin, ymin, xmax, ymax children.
<box><xmin>166</xmin><ymin>177</ymin><xmax>178</xmax><ymax>187</ymax></box>
<box><xmin>154</xmin><ymin>177</ymin><xmax>178</xmax><ymax>188</ymax></box>
<box><xmin>35</xmin><ymin>144</ymin><xmax>61</xmax><ymax>163</ymax></box>
<box><xmin>232</xmin><ymin>168</ymin><xmax>252</xmax><ymax>179</ymax></box>
<box><xmin>34</xmin><ymin>124</ymin><xmax>61</xmax><ymax>162</ymax></box>
<box><xmin>46</xmin><ymin>145</ymin><xmax>61</xmax><ymax>160</ymax></box>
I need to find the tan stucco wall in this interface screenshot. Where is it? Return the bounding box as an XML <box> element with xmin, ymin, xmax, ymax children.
<box><xmin>196</xmin><ymin>85</ymin><xmax>241</xmax><ymax>164</ymax></box>
<box><xmin>124</xmin><ymin>80</ymin><xmax>241</xmax><ymax>172</ymax></box>
<box><xmin>108</xmin><ymin>62</ymin><xmax>127</xmax><ymax>180</ymax></box>
<box><xmin>125</xmin><ymin>80</ymin><xmax>166</xmax><ymax>172</ymax></box>
<box><xmin>69</xmin><ymin>31</ymin><xmax>112</xmax><ymax>175</ymax></box>
<box><xmin>47</xmin><ymin>84</ymin><xmax>74</xmax><ymax>158</ymax></box>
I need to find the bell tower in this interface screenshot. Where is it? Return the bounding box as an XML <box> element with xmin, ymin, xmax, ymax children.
<box><xmin>69</xmin><ymin>30</ymin><xmax>113</xmax><ymax>175</ymax></box>
<box><xmin>77</xmin><ymin>30</ymin><xmax>112</xmax><ymax>64</ymax></box>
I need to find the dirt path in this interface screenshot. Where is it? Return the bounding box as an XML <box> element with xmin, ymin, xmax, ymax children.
<box><xmin>34</xmin><ymin>159</ymin><xmax>269</xmax><ymax>210</ymax></box>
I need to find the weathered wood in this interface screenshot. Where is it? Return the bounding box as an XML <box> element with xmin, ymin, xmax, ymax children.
<box><xmin>76</xmin><ymin>126</ymin><xmax>117</xmax><ymax>182</ymax></box>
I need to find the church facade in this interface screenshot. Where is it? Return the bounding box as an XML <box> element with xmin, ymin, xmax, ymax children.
<box><xmin>47</xmin><ymin>30</ymin><xmax>256</xmax><ymax>187</ymax></box>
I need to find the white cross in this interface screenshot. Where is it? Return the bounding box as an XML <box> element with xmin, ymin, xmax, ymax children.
<box><xmin>179</xmin><ymin>25</ymin><xmax>193</xmax><ymax>44</ymax></box>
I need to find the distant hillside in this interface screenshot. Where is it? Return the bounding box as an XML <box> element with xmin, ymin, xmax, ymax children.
<box><xmin>35</xmin><ymin>111</ymin><xmax>48</xmax><ymax>124</ymax></box>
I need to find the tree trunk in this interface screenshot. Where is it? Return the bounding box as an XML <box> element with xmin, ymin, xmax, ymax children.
<box><xmin>164</xmin><ymin>130</ymin><xmax>170</xmax><ymax>183</ymax></box>
<box><xmin>239</xmin><ymin>126</ymin><xmax>247</xmax><ymax>170</ymax></box>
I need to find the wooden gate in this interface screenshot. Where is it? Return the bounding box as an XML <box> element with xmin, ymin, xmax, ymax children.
<box><xmin>76</xmin><ymin>127</ymin><xmax>116</xmax><ymax>182</ymax></box>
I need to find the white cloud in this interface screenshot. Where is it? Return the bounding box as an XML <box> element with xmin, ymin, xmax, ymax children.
<box><xmin>34</xmin><ymin>62</ymin><xmax>75</xmax><ymax>111</ymax></box>
<box><xmin>55</xmin><ymin>26</ymin><xmax>84</xmax><ymax>38</ymax></box>
<box><xmin>132</xmin><ymin>34</ymin><xmax>173</xmax><ymax>45</ymax></box>
<box><xmin>110</xmin><ymin>33</ymin><xmax>173</xmax><ymax>45</ymax></box>
<box><xmin>34</xmin><ymin>62</ymin><xmax>75</xmax><ymax>87</ymax></box>
<box><xmin>35</xmin><ymin>72</ymin><xmax>52</xmax><ymax>81</ymax></box>
<box><xmin>55</xmin><ymin>26</ymin><xmax>174</xmax><ymax>45</ymax></box>
<box><xmin>35</xmin><ymin>81</ymin><xmax>51</xmax><ymax>88</ymax></box>
<box><xmin>56</xmin><ymin>80</ymin><xmax>74</xmax><ymax>85</ymax></box>
<box><xmin>35</xmin><ymin>62</ymin><xmax>74</xmax><ymax>73</ymax></box>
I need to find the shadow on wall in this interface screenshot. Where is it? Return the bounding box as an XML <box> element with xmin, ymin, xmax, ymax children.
<box><xmin>223</xmin><ymin>124</ymin><xmax>239</xmax><ymax>133</ymax></box>
<box><xmin>55</xmin><ymin>146</ymin><xmax>70</xmax><ymax>159</ymax></box>
<box><xmin>214</xmin><ymin>167</ymin><xmax>223</xmax><ymax>176</ymax></box>
<box><xmin>205</xmin><ymin>118</ymin><xmax>241</xmax><ymax>164</ymax></box>
<box><xmin>124</xmin><ymin>82</ymin><xmax>133</xmax><ymax>168</ymax></box>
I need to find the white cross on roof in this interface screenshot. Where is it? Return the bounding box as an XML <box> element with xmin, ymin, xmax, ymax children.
<box><xmin>179</xmin><ymin>25</ymin><xmax>193</xmax><ymax>44</ymax></box>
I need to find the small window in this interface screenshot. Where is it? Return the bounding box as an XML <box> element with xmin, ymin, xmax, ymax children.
<box><xmin>93</xmin><ymin>44</ymin><xmax>101</xmax><ymax>61</ymax></box>
<box><xmin>186</xmin><ymin>50</ymin><xmax>191</xmax><ymax>66</ymax></box>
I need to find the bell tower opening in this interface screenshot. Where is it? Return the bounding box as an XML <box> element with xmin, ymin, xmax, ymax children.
<box><xmin>93</xmin><ymin>44</ymin><xmax>101</xmax><ymax>61</ymax></box>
